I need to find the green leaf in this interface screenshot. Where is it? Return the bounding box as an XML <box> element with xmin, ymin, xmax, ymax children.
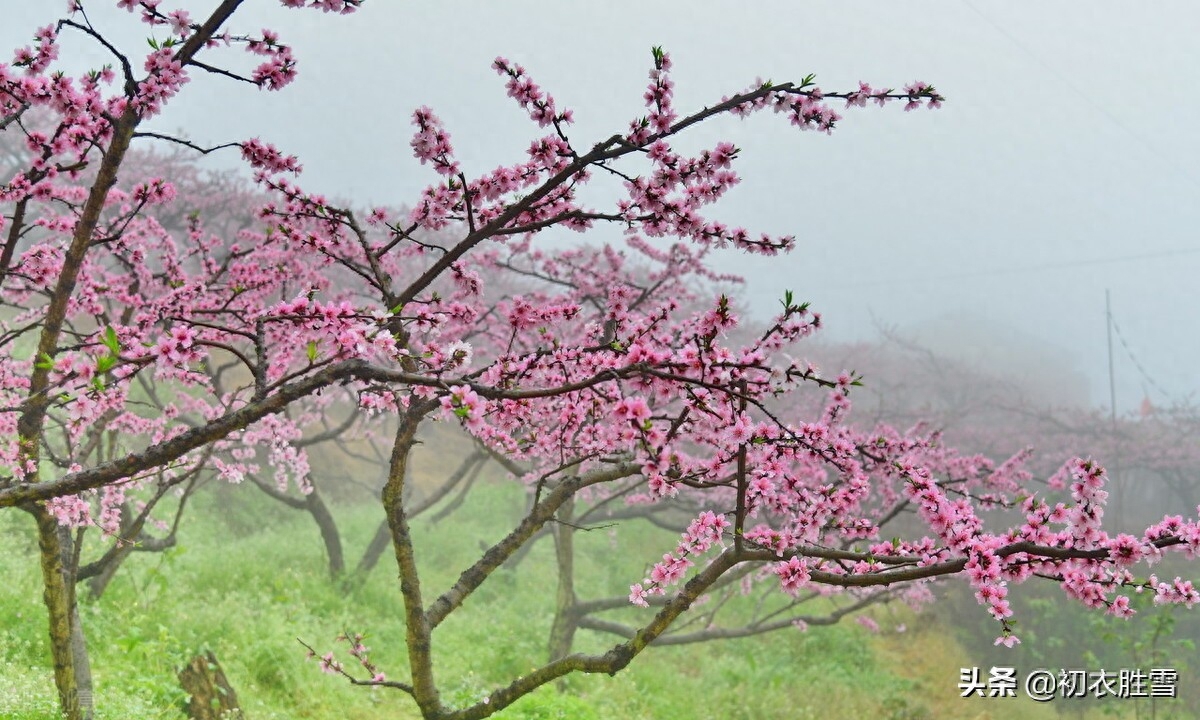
<box><xmin>34</xmin><ymin>352</ymin><xmax>54</xmax><ymax>370</ymax></box>
<box><xmin>96</xmin><ymin>355</ymin><xmax>116</xmax><ymax>374</ymax></box>
<box><xmin>306</xmin><ymin>341</ymin><xmax>318</xmax><ymax>362</ymax></box>
<box><xmin>102</xmin><ymin>326</ymin><xmax>120</xmax><ymax>354</ymax></box>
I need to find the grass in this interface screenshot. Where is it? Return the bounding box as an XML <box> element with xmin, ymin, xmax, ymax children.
<box><xmin>0</xmin><ymin>480</ymin><xmax>1193</xmax><ymax>719</ymax></box>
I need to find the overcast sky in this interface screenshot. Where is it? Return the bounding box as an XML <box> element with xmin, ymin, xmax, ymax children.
<box><xmin>5</xmin><ymin>2</ymin><xmax>1199</xmax><ymax>411</ymax></box>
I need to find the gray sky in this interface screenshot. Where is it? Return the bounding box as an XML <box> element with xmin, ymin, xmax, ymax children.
<box><xmin>6</xmin><ymin>1</ymin><xmax>1199</xmax><ymax>410</ymax></box>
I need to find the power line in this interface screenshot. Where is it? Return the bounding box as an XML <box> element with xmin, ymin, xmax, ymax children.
<box><xmin>827</xmin><ymin>4</ymin><xmax>1200</xmax><ymax>293</ymax></box>
<box><xmin>840</xmin><ymin>245</ymin><xmax>1200</xmax><ymax>290</ymax></box>
<box><xmin>1109</xmin><ymin>306</ymin><xmax>1173</xmax><ymax>401</ymax></box>
<box><xmin>959</xmin><ymin>0</ymin><xmax>1200</xmax><ymax>193</ymax></box>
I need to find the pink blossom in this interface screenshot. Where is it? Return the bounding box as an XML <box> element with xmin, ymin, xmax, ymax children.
<box><xmin>774</xmin><ymin>556</ymin><xmax>810</xmax><ymax>596</ymax></box>
<box><xmin>855</xmin><ymin>616</ymin><xmax>880</xmax><ymax>633</ymax></box>
<box><xmin>318</xmin><ymin>653</ymin><xmax>342</xmax><ymax>674</ymax></box>
<box><xmin>613</xmin><ymin>396</ymin><xmax>652</xmax><ymax>423</ymax></box>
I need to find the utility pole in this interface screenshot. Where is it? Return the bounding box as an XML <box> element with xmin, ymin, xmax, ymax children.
<box><xmin>1106</xmin><ymin>290</ymin><xmax>1122</xmax><ymax>529</ymax></box>
<box><xmin>1106</xmin><ymin>289</ymin><xmax>1117</xmax><ymax>432</ymax></box>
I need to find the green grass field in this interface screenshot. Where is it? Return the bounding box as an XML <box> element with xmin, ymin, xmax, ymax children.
<box><xmin>0</xmin><ymin>480</ymin><xmax>1189</xmax><ymax>719</ymax></box>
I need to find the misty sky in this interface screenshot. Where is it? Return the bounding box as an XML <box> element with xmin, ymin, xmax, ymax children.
<box><xmin>4</xmin><ymin>2</ymin><xmax>1199</xmax><ymax>411</ymax></box>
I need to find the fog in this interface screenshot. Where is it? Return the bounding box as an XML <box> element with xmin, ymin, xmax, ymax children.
<box><xmin>5</xmin><ymin>1</ymin><xmax>1198</xmax><ymax>411</ymax></box>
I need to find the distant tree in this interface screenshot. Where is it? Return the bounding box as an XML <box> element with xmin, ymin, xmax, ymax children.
<box><xmin>4</xmin><ymin>5</ymin><xmax>1200</xmax><ymax>720</ymax></box>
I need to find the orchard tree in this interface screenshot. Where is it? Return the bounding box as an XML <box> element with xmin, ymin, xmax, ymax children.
<box><xmin>4</xmin><ymin>4</ymin><xmax>1200</xmax><ymax>720</ymax></box>
<box><xmin>0</xmin><ymin>126</ymin><xmax>266</xmax><ymax>595</ymax></box>
<box><xmin>0</xmin><ymin>3</ymin><xmax>373</xmax><ymax>718</ymax></box>
<box><xmin>815</xmin><ymin>332</ymin><xmax>1200</xmax><ymax>530</ymax></box>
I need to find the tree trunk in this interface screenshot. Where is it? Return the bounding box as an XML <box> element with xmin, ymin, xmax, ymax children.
<box><xmin>33</xmin><ymin>505</ymin><xmax>87</xmax><ymax>720</ymax></box>
<box><xmin>69</xmin><ymin>603</ymin><xmax>94</xmax><ymax>719</ymax></box>
<box><xmin>352</xmin><ymin>518</ymin><xmax>392</xmax><ymax>579</ymax></box>
<box><xmin>382</xmin><ymin>407</ymin><xmax>444</xmax><ymax>716</ymax></box>
<box><xmin>305</xmin><ymin>490</ymin><xmax>344</xmax><ymax>578</ymax></box>
<box><xmin>349</xmin><ymin>450</ymin><xmax>485</xmax><ymax>586</ymax></box>
<box><xmin>178</xmin><ymin>651</ymin><xmax>243</xmax><ymax>720</ymax></box>
<box><xmin>250</xmin><ymin>477</ymin><xmax>346</xmax><ymax>580</ymax></box>
<box><xmin>84</xmin><ymin>536</ymin><xmax>135</xmax><ymax>600</ymax></box>
<box><xmin>546</xmin><ymin>496</ymin><xmax>578</xmax><ymax>663</ymax></box>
